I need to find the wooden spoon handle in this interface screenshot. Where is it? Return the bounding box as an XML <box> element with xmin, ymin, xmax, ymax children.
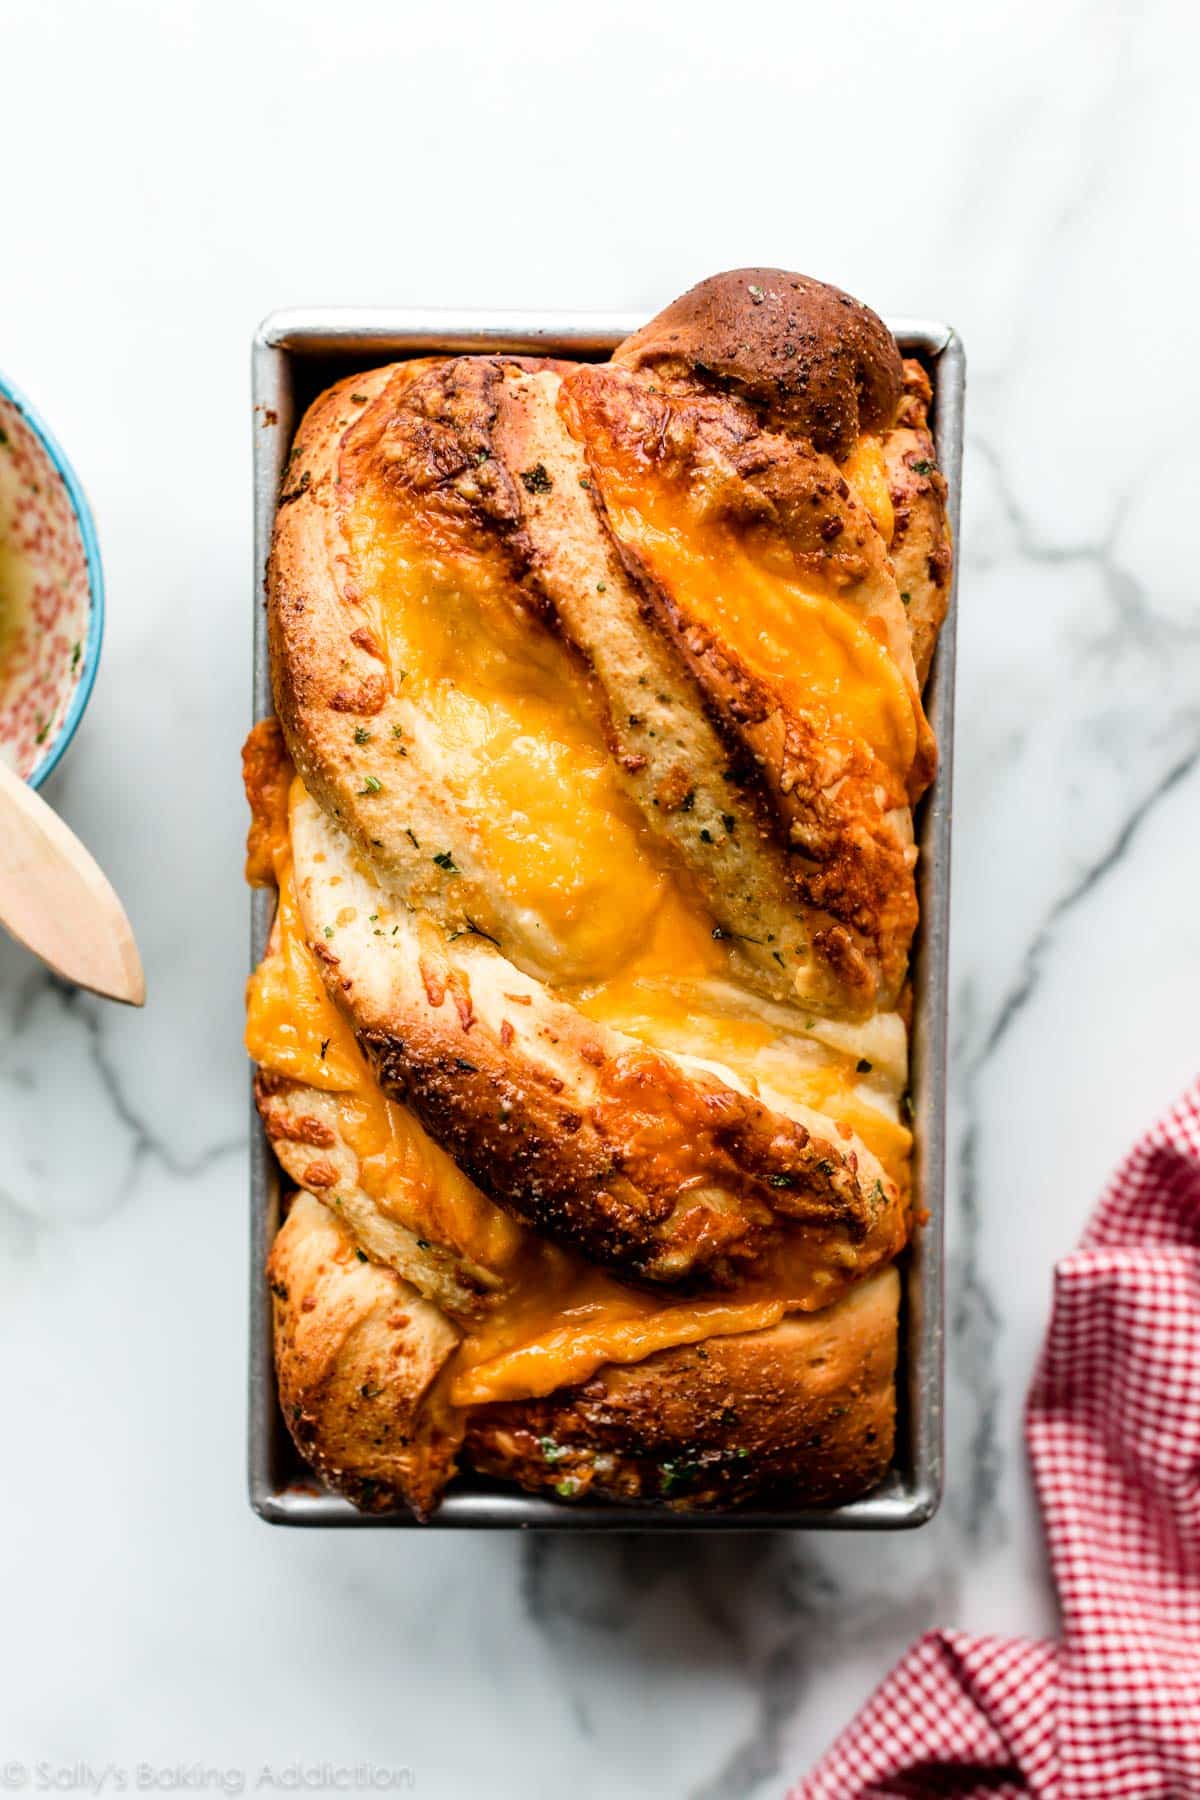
<box><xmin>0</xmin><ymin>757</ymin><xmax>145</xmax><ymax>1005</ymax></box>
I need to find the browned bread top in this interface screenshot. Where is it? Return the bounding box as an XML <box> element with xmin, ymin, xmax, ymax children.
<box><xmin>614</xmin><ymin>267</ymin><xmax>904</xmax><ymax>458</ymax></box>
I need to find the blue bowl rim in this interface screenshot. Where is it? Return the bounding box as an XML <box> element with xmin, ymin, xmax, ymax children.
<box><xmin>0</xmin><ymin>366</ymin><xmax>105</xmax><ymax>788</ymax></box>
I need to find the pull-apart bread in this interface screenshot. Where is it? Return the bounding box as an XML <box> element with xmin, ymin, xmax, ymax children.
<box><xmin>246</xmin><ymin>268</ymin><xmax>952</xmax><ymax>1517</ymax></box>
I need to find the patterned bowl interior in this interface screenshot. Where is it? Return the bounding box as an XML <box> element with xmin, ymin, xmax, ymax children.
<box><xmin>0</xmin><ymin>388</ymin><xmax>97</xmax><ymax>785</ymax></box>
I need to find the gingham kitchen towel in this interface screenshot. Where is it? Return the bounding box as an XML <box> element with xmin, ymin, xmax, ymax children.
<box><xmin>792</xmin><ymin>1079</ymin><xmax>1200</xmax><ymax>1800</ymax></box>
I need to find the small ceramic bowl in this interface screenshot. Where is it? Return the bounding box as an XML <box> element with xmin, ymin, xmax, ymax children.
<box><xmin>0</xmin><ymin>371</ymin><xmax>103</xmax><ymax>787</ymax></box>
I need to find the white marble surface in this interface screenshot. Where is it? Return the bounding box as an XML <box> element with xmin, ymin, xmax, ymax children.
<box><xmin>2</xmin><ymin>0</ymin><xmax>1198</xmax><ymax>1792</ymax></box>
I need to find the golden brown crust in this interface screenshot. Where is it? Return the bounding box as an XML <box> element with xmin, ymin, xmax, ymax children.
<box><xmin>466</xmin><ymin>1265</ymin><xmax>898</xmax><ymax>1509</ymax></box>
<box><xmin>268</xmin><ymin>367</ymin><xmax>412</xmax><ymax>811</ymax></box>
<box><xmin>268</xmin><ymin>1192</ymin><xmax>462</xmax><ymax>1518</ymax></box>
<box><xmin>883</xmin><ymin>360</ymin><xmax>953</xmax><ymax>685</ymax></box>
<box><xmin>613</xmin><ymin>267</ymin><xmax>903</xmax><ymax>458</ymax></box>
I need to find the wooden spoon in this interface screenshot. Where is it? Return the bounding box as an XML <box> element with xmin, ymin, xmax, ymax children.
<box><xmin>0</xmin><ymin>757</ymin><xmax>145</xmax><ymax>1005</ymax></box>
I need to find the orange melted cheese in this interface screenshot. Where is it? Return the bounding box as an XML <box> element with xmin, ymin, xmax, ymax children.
<box><xmin>342</xmin><ymin>492</ymin><xmax>723</xmax><ymax>988</ymax></box>
<box><xmin>773</xmin><ymin>1065</ymin><xmax>911</xmax><ymax>1188</ymax></box>
<box><xmin>580</xmin><ymin>437</ymin><xmax>915</xmax><ymax>779</ymax></box>
<box><xmin>840</xmin><ymin>435</ymin><xmax>895</xmax><ymax>543</ymax></box>
<box><xmin>451</xmin><ymin>1266</ymin><xmax>784</xmax><ymax>1406</ymax></box>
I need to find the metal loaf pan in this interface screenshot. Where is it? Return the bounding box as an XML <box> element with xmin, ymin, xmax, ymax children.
<box><xmin>249</xmin><ymin>308</ymin><xmax>964</xmax><ymax>1528</ymax></box>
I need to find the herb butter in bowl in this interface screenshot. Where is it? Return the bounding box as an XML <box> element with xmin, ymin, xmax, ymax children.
<box><xmin>0</xmin><ymin>372</ymin><xmax>103</xmax><ymax>786</ymax></box>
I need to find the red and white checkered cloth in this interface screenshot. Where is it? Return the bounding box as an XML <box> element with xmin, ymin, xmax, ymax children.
<box><xmin>791</xmin><ymin>1079</ymin><xmax>1200</xmax><ymax>1800</ymax></box>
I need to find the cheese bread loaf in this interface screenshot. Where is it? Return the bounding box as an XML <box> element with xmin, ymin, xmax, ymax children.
<box><xmin>246</xmin><ymin>268</ymin><xmax>951</xmax><ymax>1516</ymax></box>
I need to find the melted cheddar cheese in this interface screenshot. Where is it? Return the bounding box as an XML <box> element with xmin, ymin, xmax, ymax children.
<box><xmin>840</xmin><ymin>435</ymin><xmax>895</xmax><ymax>543</ymax></box>
<box><xmin>450</xmin><ymin>1269</ymin><xmax>784</xmax><ymax>1406</ymax></box>
<box><xmin>557</xmin><ymin>395</ymin><xmax>915</xmax><ymax>783</ymax></box>
<box><xmin>601</xmin><ymin>489</ymin><xmax>916</xmax><ymax>778</ymax></box>
<box><xmin>343</xmin><ymin>494</ymin><xmax>723</xmax><ymax>988</ymax></box>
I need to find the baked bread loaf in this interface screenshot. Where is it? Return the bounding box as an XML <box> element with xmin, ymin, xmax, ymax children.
<box><xmin>246</xmin><ymin>268</ymin><xmax>951</xmax><ymax>1517</ymax></box>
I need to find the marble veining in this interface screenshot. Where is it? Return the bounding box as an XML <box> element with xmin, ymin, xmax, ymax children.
<box><xmin>2</xmin><ymin>0</ymin><xmax>1197</xmax><ymax>1794</ymax></box>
